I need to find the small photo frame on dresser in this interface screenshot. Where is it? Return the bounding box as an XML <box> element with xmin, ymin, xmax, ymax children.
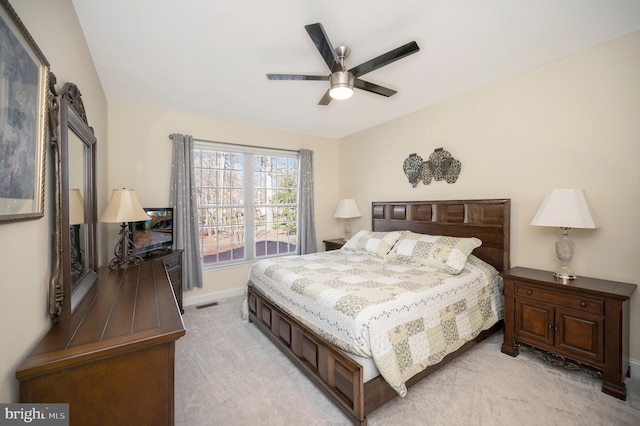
<box><xmin>0</xmin><ymin>0</ymin><xmax>50</xmax><ymax>223</ymax></box>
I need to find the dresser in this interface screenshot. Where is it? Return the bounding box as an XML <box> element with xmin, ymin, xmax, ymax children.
<box><xmin>15</xmin><ymin>258</ymin><xmax>185</xmax><ymax>425</ymax></box>
<box><xmin>501</xmin><ymin>266</ymin><xmax>636</xmax><ymax>400</ymax></box>
<box><xmin>148</xmin><ymin>249</ymin><xmax>184</xmax><ymax>313</ymax></box>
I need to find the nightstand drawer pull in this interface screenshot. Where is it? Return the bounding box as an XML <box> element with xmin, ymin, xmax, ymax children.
<box><xmin>580</xmin><ymin>301</ymin><xmax>587</xmax><ymax>308</ymax></box>
<box><xmin>527</xmin><ymin>290</ymin><xmax>533</xmax><ymax>295</ymax></box>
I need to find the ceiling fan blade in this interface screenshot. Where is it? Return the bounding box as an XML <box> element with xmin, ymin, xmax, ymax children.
<box><xmin>305</xmin><ymin>23</ymin><xmax>342</xmax><ymax>72</ymax></box>
<box><xmin>354</xmin><ymin>79</ymin><xmax>397</xmax><ymax>97</ymax></box>
<box><xmin>349</xmin><ymin>41</ymin><xmax>420</xmax><ymax>78</ymax></box>
<box><xmin>318</xmin><ymin>89</ymin><xmax>332</xmax><ymax>105</ymax></box>
<box><xmin>267</xmin><ymin>74</ymin><xmax>329</xmax><ymax>81</ymax></box>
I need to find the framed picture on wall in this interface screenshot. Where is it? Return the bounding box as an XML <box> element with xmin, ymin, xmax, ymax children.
<box><xmin>0</xmin><ymin>0</ymin><xmax>50</xmax><ymax>223</ymax></box>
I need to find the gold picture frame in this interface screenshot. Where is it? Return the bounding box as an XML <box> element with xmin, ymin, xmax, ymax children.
<box><xmin>0</xmin><ymin>0</ymin><xmax>50</xmax><ymax>223</ymax></box>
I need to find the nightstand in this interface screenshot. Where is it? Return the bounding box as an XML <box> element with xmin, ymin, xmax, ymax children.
<box><xmin>500</xmin><ymin>266</ymin><xmax>636</xmax><ymax>400</ymax></box>
<box><xmin>323</xmin><ymin>238</ymin><xmax>346</xmax><ymax>251</ymax></box>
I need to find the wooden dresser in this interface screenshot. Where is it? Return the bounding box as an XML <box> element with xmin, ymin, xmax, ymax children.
<box><xmin>147</xmin><ymin>249</ymin><xmax>184</xmax><ymax>314</ymax></box>
<box><xmin>15</xmin><ymin>258</ymin><xmax>185</xmax><ymax>425</ymax></box>
<box><xmin>501</xmin><ymin>266</ymin><xmax>636</xmax><ymax>400</ymax></box>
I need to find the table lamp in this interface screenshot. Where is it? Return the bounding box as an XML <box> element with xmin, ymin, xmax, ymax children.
<box><xmin>530</xmin><ymin>189</ymin><xmax>598</xmax><ymax>281</ymax></box>
<box><xmin>99</xmin><ymin>188</ymin><xmax>150</xmax><ymax>270</ymax></box>
<box><xmin>334</xmin><ymin>198</ymin><xmax>361</xmax><ymax>241</ymax></box>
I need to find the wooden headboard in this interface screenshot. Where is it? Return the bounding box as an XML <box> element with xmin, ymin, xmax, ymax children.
<box><xmin>372</xmin><ymin>199</ymin><xmax>511</xmax><ymax>272</ymax></box>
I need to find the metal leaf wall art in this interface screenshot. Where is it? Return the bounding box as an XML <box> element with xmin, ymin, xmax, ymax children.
<box><xmin>403</xmin><ymin>148</ymin><xmax>461</xmax><ymax>187</ymax></box>
<box><xmin>402</xmin><ymin>153</ymin><xmax>423</xmax><ymax>188</ymax></box>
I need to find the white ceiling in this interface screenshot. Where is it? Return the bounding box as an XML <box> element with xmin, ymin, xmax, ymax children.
<box><xmin>72</xmin><ymin>0</ymin><xmax>640</xmax><ymax>139</ymax></box>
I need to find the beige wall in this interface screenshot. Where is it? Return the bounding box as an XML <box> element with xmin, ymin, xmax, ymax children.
<box><xmin>106</xmin><ymin>104</ymin><xmax>340</xmax><ymax>303</ymax></box>
<box><xmin>339</xmin><ymin>32</ymin><xmax>640</xmax><ymax>362</ymax></box>
<box><xmin>0</xmin><ymin>0</ymin><xmax>108</xmax><ymax>402</ymax></box>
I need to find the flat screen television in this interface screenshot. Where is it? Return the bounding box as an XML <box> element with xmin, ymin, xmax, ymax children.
<box><xmin>130</xmin><ymin>207</ymin><xmax>174</xmax><ymax>255</ymax></box>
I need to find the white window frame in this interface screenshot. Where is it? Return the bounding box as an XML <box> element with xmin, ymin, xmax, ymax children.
<box><xmin>193</xmin><ymin>140</ymin><xmax>298</xmax><ymax>268</ymax></box>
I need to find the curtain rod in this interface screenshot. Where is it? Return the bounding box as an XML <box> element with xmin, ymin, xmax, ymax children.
<box><xmin>169</xmin><ymin>134</ymin><xmax>300</xmax><ymax>154</ymax></box>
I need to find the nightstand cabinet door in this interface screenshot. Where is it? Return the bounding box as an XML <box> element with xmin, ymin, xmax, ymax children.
<box><xmin>515</xmin><ymin>298</ymin><xmax>554</xmax><ymax>347</ymax></box>
<box><xmin>514</xmin><ymin>298</ymin><xmax>604</xmax><ymax>364</ymax></box>
<box><xmin>556</xmin><ymin>307</ymin><xmax>604</xmax><ymax>363</ymax></box>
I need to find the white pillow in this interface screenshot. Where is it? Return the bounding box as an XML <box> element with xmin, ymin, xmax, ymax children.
<box><xmin>341</xmin><ymin>230</ymin><xmax>403</xmax><ymax>258</ymax></box>
<box><xmin>387</xmin><ymin>232</ymin><xmax>482</xmax><ymax>274</ymax></box>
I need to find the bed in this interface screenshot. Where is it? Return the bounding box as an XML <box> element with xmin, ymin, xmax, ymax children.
<box><xmin>245</xmin><ymin>199</ymin><xmax>510</xmax><ymax>425</ymax></box>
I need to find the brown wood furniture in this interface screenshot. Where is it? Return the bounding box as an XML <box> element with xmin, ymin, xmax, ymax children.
<box><xmin>501</xmin><ymin>266</ymin><xmax>636</xmax><ymax>400</ymax></box>
<box><xmin>146</xmin><ymin>249</ymin><xmax>184</xmax><ymax>313</ymax></box>
<box><xmin>323</xmin><ymin>238</ymin><xmax>346</xmax><ymax>251</ymax></box>
<box><xmin>16</xmin><ymin>257</ymin><xmax>185</xmax><ymax>426</ymax></box>
<box><xmin>247</xmin><ymin>199</ymin><xmax>510</xmax><ymax>426</ymax></box>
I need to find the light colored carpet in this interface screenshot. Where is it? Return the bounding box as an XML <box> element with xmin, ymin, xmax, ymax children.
<box><xmin>175</xmin><ymin>296</ymin><xmax>640</xmax><ymax>425</ymax></box>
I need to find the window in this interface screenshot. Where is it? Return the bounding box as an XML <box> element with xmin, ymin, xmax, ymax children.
<box><xmin>193</xmin><ymin>142</ymin><xmax>298</xmax><ymax>266</ymax></box>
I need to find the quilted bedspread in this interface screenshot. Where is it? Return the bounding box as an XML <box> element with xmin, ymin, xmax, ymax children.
<box><xmin>246</xmin><ymin>250</ymin><xmax>504</xmax><ymax>396</ymax></box>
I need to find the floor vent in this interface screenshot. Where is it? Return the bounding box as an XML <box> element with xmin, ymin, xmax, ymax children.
<box><xmin>196</xmin><ymin>301</ymin><xmax>219</xmax><ymax>309</ymax></box>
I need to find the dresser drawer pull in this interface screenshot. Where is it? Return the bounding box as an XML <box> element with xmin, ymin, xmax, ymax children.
<box><xmin>527</xmin><ymin>290</ymin><xmax>533</xmax><ymax>295</ymax></box>
<box><xmin>580</xmin><ymin>301</ymin><xmax>587</xmax><ymax>308</ymax></box>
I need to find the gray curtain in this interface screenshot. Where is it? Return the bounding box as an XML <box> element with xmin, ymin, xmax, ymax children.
<box><xmin>170</xmin><ymin>133</ymin><xmax>203</xmax><ymax>290</ymax></box>
<box><xmin>296</xmin><ymin>149</ymin><xmax>317</xmax><ymax>254</ymax></box>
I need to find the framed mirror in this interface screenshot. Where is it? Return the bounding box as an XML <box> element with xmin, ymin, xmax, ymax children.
<box><xmin>49</xmin><ymin>80</ymin><xmax>98</xmax><ymax>319</ymax></box>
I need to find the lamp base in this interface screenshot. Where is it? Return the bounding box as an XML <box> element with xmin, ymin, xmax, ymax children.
<box><xmin>343</xmin><ymin>218</ymin><xmax>353</xmax><ymax>242</ymax></box>
<box><xmin>553</xmin><ymin>271</ymin><xmax>577</xmax><ymax>282</ymax></box>
<box><xmin>554</xmin><ymin>227</ymin><xmax>577</xmax><ymax>283</ymax></box>
<box><xmin>108</xmin><ymin>222</ymin><xmax>143</xmax><ymax>270</ymax></box>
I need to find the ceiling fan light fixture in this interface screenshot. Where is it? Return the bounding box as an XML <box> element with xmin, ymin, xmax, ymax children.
<box><xmin>329</xmin><ymin>71</ymin><xmax>354</xmax><ymax>100</ymax></box>
<box><xmin>330</xmin><ymin>86</ymin><xmax>353</xmax><ymax>100</ymax></box>
<box><xmin>266</xmin><ymin>24</ymin><xmax>419</xmax><ymax>104</ymax></box>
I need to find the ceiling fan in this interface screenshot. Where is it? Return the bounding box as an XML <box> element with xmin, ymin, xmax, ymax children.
<box><xmin>267</xmin><ymin>23</ymin><xmax>420</xmax><ymax>105</ymax></box>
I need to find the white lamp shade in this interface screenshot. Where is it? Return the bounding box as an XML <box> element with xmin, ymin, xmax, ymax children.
<box><xmin>334</xmin><ymin>199</ymin><xmax>361</xmax><ymax>219</ymax></box>
<box><xmin>99</xmin><ymin>189</ymin><xmax>150</xmax><ymax>223</ymax></box>
<box><xmin>530</xmin><ymin>189</ymin><xmax>598</xmax><ymax>229</ymax></box>
<box><xmin>69</xmin><ymin>189</ymin><xmax>85</xmax><ymax>225</ymax></box>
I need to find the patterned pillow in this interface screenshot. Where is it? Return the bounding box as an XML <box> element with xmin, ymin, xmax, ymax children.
<box><xmin>341</xmin><ymin>230</ymin><xmax>403</xmax><ymax>258</ymax></box>
<box><xmin>387</xmin><ymin>232</ymin><xmax>482</xmax><ymax>274</ymax></box>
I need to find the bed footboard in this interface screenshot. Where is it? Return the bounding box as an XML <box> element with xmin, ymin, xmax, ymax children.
<box><xmin>247</xmin><ymin>286</ymin><xmax>367</xmax><ymax>425</ymax></box>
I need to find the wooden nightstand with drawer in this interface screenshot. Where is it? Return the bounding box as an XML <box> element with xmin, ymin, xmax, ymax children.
<box><xmin>500</xmin><ymin>266</ymin><xmax>636</xmax><ymax>400</ymax></box>
<box><xmin>323</xmin><ymin>238</ymin><xmax>346</xmax><ymax>251</ymax></box>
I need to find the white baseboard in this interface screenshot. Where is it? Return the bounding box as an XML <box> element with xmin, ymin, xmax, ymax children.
<box><xmin>183</xmin><ymin>287</ymin><xmax>245</xmax><ymax>308</ymax></box>
<box><xmin>630</xmin><ymin>358</ymin><xmax>640</xmax><ymax>379</ymax></box>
